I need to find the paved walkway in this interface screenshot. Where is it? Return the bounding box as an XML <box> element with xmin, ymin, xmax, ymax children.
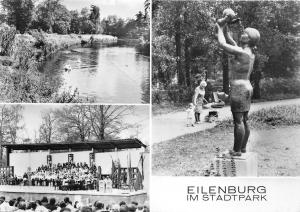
<box><xmin>152</xmin><ymin>98</ymin><xmax>300</xmax><ymax>144</ymax></box>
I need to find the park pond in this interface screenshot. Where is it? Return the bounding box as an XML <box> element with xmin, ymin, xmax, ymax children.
<box><xmin>40</xmin><ymin>42</ymin><xmax>150</xmax><ymax>103</ymax></box>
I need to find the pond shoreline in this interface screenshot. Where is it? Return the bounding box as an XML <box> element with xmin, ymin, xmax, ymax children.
<box><xmin>0</xmin><ymin>30</ymin><xmax>119</xmax><ymax>103</ymax></box>
<box><xmin>13</xmin><ymin>33</ymin><xmax>118</xmax><ymax>62</ymax></box>
<box><xmin>39</xmin><ymin>42</ymin><xmax>150</xmax><ymax>103</ymax></box>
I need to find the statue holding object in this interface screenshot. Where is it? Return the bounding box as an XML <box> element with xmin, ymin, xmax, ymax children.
<box><xmin>216</xmin><ymin>8</ymin><xmax>260</xmax><ymax>156</ymax></box>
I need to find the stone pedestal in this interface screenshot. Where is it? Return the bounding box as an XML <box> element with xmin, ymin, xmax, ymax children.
<box><xmin>213</xmin><ymin>151</ymin><xmax>258</xmax><ymax>177</ymax></box>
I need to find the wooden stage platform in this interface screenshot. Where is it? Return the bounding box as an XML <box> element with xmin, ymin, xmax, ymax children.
<box><xmin>0</xmin><ymin>186</ymin><xmax>148</xmax><ymax>205</ymax></box>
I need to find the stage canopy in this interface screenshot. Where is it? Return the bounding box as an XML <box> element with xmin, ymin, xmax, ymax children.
<box><xmin>2</xmin><ymin>139</ymin><xmax>146</xmax><ymax>152</ymax></box>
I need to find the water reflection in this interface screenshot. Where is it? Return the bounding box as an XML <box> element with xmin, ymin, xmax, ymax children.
<box><xmin>40</xmin><ymin>43</ymin><xmax>150</xmax><ymax>103</ymax></box>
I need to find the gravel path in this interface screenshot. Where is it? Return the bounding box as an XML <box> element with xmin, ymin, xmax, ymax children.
<box><xmin>152</xmin><ymin>98</ymin><xmax>300</xmax><ymax>144</ymax></box>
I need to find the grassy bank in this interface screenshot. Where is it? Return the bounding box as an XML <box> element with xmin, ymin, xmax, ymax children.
<box><xmin>152</xmin><ymin>105</ymin><xmax>300</xmax><ymax>176</ymax></box>
<box><xmin>216</xmin><ymin>104</ymin><xmax>300</xmax><ymax>129</ymax></box>
<box><xmin>14</xmin><ymin>32</ymin><xmax>117</xmax><ymax>59</ymax></box>
<box><xmin>0</xmin><ymin>24</ymin><xmax>117</xmax><ymax>103</ymax></box>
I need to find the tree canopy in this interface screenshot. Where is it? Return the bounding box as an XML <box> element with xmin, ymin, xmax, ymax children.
<box><xmin>153</xmin><ymin>0</ymin><xmax>300</xmax><ymax>101</ymax></box>
<box><xmin>0</xmin><ymin>0</ymin><xmax>149</xmax><ymax>38</ymax></box>
<box><xmin>1</xmin><ymin>0</ymin><xmax>34</xmax><ymax>33</ymax></box>
<box><xmin>36</xmin><ymin>105</ymin><xmax>135</xmax><ymax>144</ymax></box>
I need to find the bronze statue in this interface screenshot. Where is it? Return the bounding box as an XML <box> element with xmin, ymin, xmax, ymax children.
<box><xmin>216</xmin><ymin>9</ymin><xmax>260</xmax><ymax>156</ymax></box>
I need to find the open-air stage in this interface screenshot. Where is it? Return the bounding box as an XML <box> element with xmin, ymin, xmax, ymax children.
<box><xmin>0</xmin><ymin>185</ymin><xmax>148</xmax><ymax>205</ymax></box>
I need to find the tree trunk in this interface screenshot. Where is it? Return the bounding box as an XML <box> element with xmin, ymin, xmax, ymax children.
<box><xmin>175</xmin><ymin>6</ymin><xmax>184</xmax><ymax>86</ymax></box>
<box><xmin>0</xmin><ymin>133</ymin><xmax>3</xmax><ymax>164</ymax></box>
<box><xmin>251</xmin><ymin>71</ymin><xmax>262</xmax><ymax>99</ymax></box>
<box><xmin>183</xmin><ymin>8</ymin><xmax>191</xmax><ymax>88</ymax></box>
<box><xmin>222</xmin><ymin>52</ymin><xmax>230</xmax><ymax>94</ymax></box>
<box><xmin>0</xmin><ymin>144</ymin><xmax>2</xmax><ymax>165</ymax></box>
<box><xmin>99</xmin><ymin>106</ymin><xmax>105</xmax><ymax>140</ymax></box>
<box><xmin>252</xmin><ymin>81</ymin><xmax>261</xmax><ymax>99</ymax></box>
<box><xmin>184</xmin><ymin>39</ymin><xmax>191</xmax><ymax>87</ymax></box>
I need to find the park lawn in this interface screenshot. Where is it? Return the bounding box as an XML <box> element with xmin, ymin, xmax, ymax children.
<box><xmin>152</xmin><ymin>105</ymin><xmax>300</xmax><ymax>176</ymax></box>
<box><xmin>152</xmin><ymin>125</ymin><xmax>233</xmax><ymax>176</ymax></box>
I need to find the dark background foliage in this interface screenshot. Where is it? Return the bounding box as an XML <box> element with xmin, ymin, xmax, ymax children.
<box><xmin>152</xmin><ymin>0</ymin><xmax>300</xmax><ymax>103</ymax></box>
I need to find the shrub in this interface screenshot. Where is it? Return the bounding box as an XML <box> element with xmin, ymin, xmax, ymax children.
<box><xmin>260</xmin><ymin>77</ymin><xmax>300</xmax><ymax>100</ymax></box>
<box><xmin>29</xmin><ymin>29</ymin><xmax>46</xmax><ymax>49</ymax></box>
<box><xmin>249</xmin><ymin>105</ymin><xmax>300</xmax><ymax>127</ymax></box>
<box><xmin>53</xmin><ymin>88</ymin><xmax>80</xmax><ymax>103</ymax></box>
<box><xmin>53</xmin><ymin>21</ymin><xmax>70</xmax><ymax>35</ymax></box>
<box><xmin>166</xmin><ymin>86</ymin><xmax>194</xmax><ymax>103</ymax></box>
<box><xmin>216</xmin><ymin>105</ymin><xmax>300</xmax><ymax>129</ymax></box>
<box><xmin>136</xmin><ymin>41</ymin><xmax>150</xmax><ymax>56</ymax></box>
<box><xmin>0</xmin><ymin>24</ymin><xmax>17</xmax><ymax>56</ymax></box>
<box><xmin>152</xmin><ymin>89</ymin><xmax>164</xmax><ymax>104</ymax></box>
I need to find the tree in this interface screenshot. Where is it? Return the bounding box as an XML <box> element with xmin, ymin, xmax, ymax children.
<box><xmin>34</xmin><ymin>0</ymin><xmax>61</xmax><ymax>32</ymax></box>
<box><xmin>80</xmin><ymin>7</ymin><xmax>90</xmax><ymax>20</ymax></box>
<box><xmin>135</xmin><ymin>11</ymin><xmax>144</xmax><ymax>27</ymax></box>
<box><xmin>87</xmin><ymin>105</ymin><xmax>134</xmax><ymax>140</ymax></box>
<box><xmin>69</xmin><ymin>10</ymin><xmax>80</xmax><ymax>34</ymax></box>
<box><xmin>79</xmin><ymin>7</ymin><xmax>96</xmax><ymax>34</ymax></box>
<box><xmin>80</xmin><ymin>19</ymin><xmax>96</xmax><ymax>34</ymax></box>
<box><xmin>38</xmin><ymin>110</ymin><xmax>57</xmax><ymax>143</ymax></box>
<box><xmin>33</xmin><ymin>0</ymin><xmax>71</xmax><ymax>34</ymax></box>
<box><xmin>144</xmin><ymin>0</ymin><xmax>150</xmax><ymax>19</ymax></box>
<box><xmin>153</xmin><ymin>1</ymin><xmax>300</xmax><ymax>102</ymax></box>
<box><xmin>1</xmin><ymin>0</ymin><xmax>34</xmax><ymax>33</ymax></box>
<box><xmin>153</xmin><ymin>1</ymin><xmax>216</xmax><ymax>90</ymax></box>
<box><xmin>54</xmin><ymin>106</ymin><xmax>91</xmax><ymax>143</ymax></box>
<box><xmin>52</xmin><ymin>4</ymin><xmax>72</xmax><ymax>34</ymax></box>
<box><xmin>0</xmin><ymin>105</ymin><xmax>23</xmax><ymax>162</ymax></box>
<box><xmin>90</xmin><ymin>5</ymin><xmax>100</xmax><ymax>33</ymax></box>
<box><xmin>102</xmin><ymin>15</ymin><xmax>125</xmax><ymax>37</ymax></box>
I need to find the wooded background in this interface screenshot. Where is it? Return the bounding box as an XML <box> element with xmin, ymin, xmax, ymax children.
<box><xmin>152</xmin><ymin>0</ymin><xmax>300</xmax><ymax>104</ymax></box>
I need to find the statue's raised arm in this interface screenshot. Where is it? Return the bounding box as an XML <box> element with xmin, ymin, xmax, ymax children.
<box><xmin>216</xmin><ymin>23</ymin><xmax>245</xmax><ymax>55</ymax></box>
<box><xmin>216</xmin><ymin>8</ymin><xmax>261</xmax><ymax>157</ymax></box>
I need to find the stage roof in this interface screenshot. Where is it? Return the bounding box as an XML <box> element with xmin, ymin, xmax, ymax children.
<box><xmin>2</xmin><ymin>139</ymin><xmax>146</xmax><ymax>151</ymax></box>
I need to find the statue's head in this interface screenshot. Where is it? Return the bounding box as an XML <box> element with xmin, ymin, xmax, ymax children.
<box><xmin>240</xmin><ymin>27</ymin><xmax>260</xmax><ymax>47</ymax></box>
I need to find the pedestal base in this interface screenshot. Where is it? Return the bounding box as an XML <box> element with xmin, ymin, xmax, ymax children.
<box><xmin>213</xmin><ymin>151</ymin><xmax>258</xmax><ymax>177</ymax></box>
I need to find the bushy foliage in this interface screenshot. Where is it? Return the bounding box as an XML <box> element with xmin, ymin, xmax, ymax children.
<box><xmin>80</xmin><ymin>19</ymin><xmax>97</xmax><ymax>34</ymax></box>
<box><xmin>1</xmin><ymin>0</ymin><xmax>34</xmax><ymax>33</ymax></box>
<box><xmin>0</xmin><ymin>1</ymin><xmax>147</xmax><ymax>103</ymax></box>
<box><xmin>53</xmin><ymin>20</ymin><xmax>70</xmax><ymax>35</ymax></box>
<box><xmin>33</xmin><ymin>0</ymin><xmax>71</xmax><ymax>34</ymax></box>
<box><xmin>153</xmin><ymin>0</ymin><xmax>300</xmax><ymax>103</ymax></box>
<box><xmin>0</xmin><ymin>23</ymin><xmax>17</xmax><ymax>56</ymax></box>
<box><xmin>261</xmin><ymin>78</ymin><xmax>300</xmax><ymax>100</ymax></box>
<box><xmin>101</xmin><ymin>11</ymin><xmax>149</xmax><ymax>39</ymax></box>
<box><xmin>69</xmin><ymin>10</ymin><xmax>81</xmax><ymax>34</ymax></box>
<box><xmin>216</xmin><ymin>104</ymin><xmax>300</xmax><ymax>130</ymax></box>
<box><xmin>152</xmin><ymin>86</ymin><xmax>194</xmax><ymax>104</ymax></box>
<box><xmin>250</xmin><ymin>105</ymin><xmax>300</xmax><ymax>127</ymax></box>
<box><xmin>0</xmin><ymin>27</ymin><xmax>80</xmax><ymax>103</ymax></box>
<box><xmin>67</xmin><ymin>6</ymin><xmax>100</xmax><ymax>34</ymax></box>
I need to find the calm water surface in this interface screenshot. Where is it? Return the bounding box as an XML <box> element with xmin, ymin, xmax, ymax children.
<box><xmin>40</xmin><ymin>43</ymin><xmax>150</xmax><ymax>103</ymax></box>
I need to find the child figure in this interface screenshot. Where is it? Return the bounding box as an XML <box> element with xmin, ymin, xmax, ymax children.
<box><xmin>193</xmin><ymin>76</ymin><xmax>208</xmax><ymax>124</ymax></box>
<box><xmin>186</xmin><ymin>103</ymin><xmax>195</xmax><ymax>127</ymax></box>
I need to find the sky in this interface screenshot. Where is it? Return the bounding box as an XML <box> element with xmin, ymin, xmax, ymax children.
<box><xmin>35</xmin><ymin>0</ymin><xmax>145</xmax><ymax>19</ymax></box>
<box><xmin>17</xmin><ymin>104</ymin><xmax>150</xmax><ymax>145</ymax></box>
